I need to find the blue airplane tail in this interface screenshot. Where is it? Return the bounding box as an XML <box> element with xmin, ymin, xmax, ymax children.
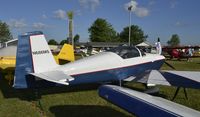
<box><xmin>13</xmin><ymin>31</ymin><xmax>58</xmax><ymax>88</ymax></box>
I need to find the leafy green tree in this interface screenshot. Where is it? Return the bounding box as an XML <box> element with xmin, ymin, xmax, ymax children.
<box><xmin>119</xmin><ymin>25</ymin><xmax>148</xmax><ymax>45</ymax></box>
<box><xmin>48</xmin><ymin>39</ymin><xmax>58</xmax><ymax>45</ymax></box>
<box><xmin>167</xmin><ymin>34</ymin><xmax>180</xmax><ymax>46</ymax></box>
<box><xmin>74</xmin><ymin>34</ymin><xmax>80</xmax><ymax>43</ymax></box>
<box><xmin>88</xmin><ymin>18</ymin><xmax>118</xmax><ymax>42</ymax></box>
<box><xmin>0</xmin><ymin>20</ymin><xmax>12</xmax><ymax>43</ymax></box>
<box><xmin>60</xmin><ymin>39</ymin><xmax>68</xmax><ymax>45</ymax></box>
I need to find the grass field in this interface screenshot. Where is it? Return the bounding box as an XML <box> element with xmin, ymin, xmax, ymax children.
<box><xmin>0</xmin><ymin>58</ymin><xmax>200</xmax><ymax>117</ymax></box>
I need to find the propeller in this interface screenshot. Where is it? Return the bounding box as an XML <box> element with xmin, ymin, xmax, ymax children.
<box><xmin>164</xmin><ymin>61</ymin><xmax>176</xmax><ymax>70</ymax></box>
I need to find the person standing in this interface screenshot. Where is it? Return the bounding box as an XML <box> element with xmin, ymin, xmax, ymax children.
<box><xmin>155</xmin><ymin>38</ymin><xmax>162</xmax><ymax>55</ymax></box>
<box><xmin>187</xmin><ymin>45</ymin><xmax>193</xmax><ymax>62</ymax></box>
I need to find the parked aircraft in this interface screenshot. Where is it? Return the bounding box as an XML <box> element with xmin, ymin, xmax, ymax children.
<box><xmin>163</xmin><ymin>46</ymin><xmax>200</xmax><ymax>60</ymax></box>
<box><xmin>0</xmin><ymin>43</ymin><xmax>74</xmax><ymax>68</ymax></box>
<box><xmin>0</xmin><ymin>45</ymin><xmax>16</xmax><ymax>68</ymax></box>
<box><xmin>53</xmin><ymin>44</ymin><xmax>75</xmax><ymax>64</ymax></box>
<box><xmin>13</xmin><ymin>31</ymin><xmax>165</xmax><ymax>88</ymax></box>
<box><xmin>13</xmin><ymin>31</ymin><xmax>200</xmax><ymax>89</ymax></box>
<box><xmin>13</xmin><ymin>31</ymin><xmax>200</xmax><ymax>116</ymax></box>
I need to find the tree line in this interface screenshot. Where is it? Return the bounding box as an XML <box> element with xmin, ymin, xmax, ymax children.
<box><xmin>48</xmin><ymin>34</ymin><xmax>80</xmax><ymax>45</ymax></box>
<box><xmin>88</xmin><ymin>18</ymin><xmax>147</xmax><ymax>45</ymax></box>
<box><xmin>88</xmin><ymin>18</ymin><xmax>180</xmax><ymax>46</ymax></box>
<box><xmin>0</xmin><ymin>19</ymin><xmax>180</xmax><ymax>46</ymax></box>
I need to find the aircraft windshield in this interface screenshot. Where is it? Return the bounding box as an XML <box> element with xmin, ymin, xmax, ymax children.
<box><xmin>108</xmin><ymin>46</ymin><xmax>141</xmax><ymax>59</ymax></box>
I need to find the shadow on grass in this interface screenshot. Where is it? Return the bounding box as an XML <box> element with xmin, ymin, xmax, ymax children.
<box><xmin>0</xmin><ymin>76</ymin><xmax>39</xmax><ymax>101</ymax></box>
<box><xmin>0</xmin><ymin>73</ymin><xmax>100</xmax><ymax>101</ymax></box>
<box><xmin>49</xmin><ymin>105</ymin><xmax>133</xmax><ymax>117</ymax></box>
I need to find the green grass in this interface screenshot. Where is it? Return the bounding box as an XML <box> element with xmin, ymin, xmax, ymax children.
<box><xmin>162</xmin><ymin>58</ymin><xmax>200</xmax><ymax>71</ymax></box>
<box><xmin>0</xmin><ymin>58</ymin><xmax>200</xmax><ymax>117</ymax></box>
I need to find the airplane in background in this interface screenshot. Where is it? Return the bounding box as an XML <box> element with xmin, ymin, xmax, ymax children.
<box><xmin>0</xmin><ymin>43</ymin><xmax>74</xmax><ymax>68</ymax></box>
<box><xmin>0</xmin><ymin>45</ymin><xmax>17</xmax><ymax>68</ymax></box>
<box><xmin>0</xmin><ymin>46</ymin><xmax>17</xmax><ymax>84</ymax></box>
<box><xmin>53</xmin><ymin>44</ymin><xmax>75</xmax><ymax>64</ymax></box>
<box><xmin>162</xmin><ymin>46</ymin><xmax>200</xmax><ymax>60</ymax></box>
<box><xmin>13</xmin><ymin>31</ymin><xmax>200</xmax><ymax>116</ymax></box>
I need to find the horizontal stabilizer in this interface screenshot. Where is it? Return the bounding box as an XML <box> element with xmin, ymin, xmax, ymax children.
<box><xmin>99</xmin><ymin>85</ymin><xmax>200</xmax><ymax>117</ymax></box>
<box><xmin>134</xmin><ymin>70</ymin><xmax>200</xmax><ymax>89</ymax></box>
<box><xmin>30</xmin><ymin>71</ymin><xmax>74</xmax><ymax>85</ymax></box>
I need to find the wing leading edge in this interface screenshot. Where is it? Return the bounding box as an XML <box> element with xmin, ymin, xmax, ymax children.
<box><xmin>30</xmin><ymin>71</ymin><xmax>74</xmax><ymax>85</ymax></box>
<box><xmin>99</xmin><ymin>85</ymin><xmax>200</xmax><ymax>117</ymax></box>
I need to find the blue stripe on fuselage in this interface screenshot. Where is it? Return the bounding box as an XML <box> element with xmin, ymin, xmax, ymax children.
<box><xmin>69</xmin><ymin>59</ymin><xmax>165</xmax><ymax>85</ymax></box>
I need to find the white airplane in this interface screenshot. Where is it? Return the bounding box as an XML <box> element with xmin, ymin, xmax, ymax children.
<box><xmin>14</xmin><ymin>31</ymin><xmax>166</xmax><ymax>88</ymax></box>
<box><xmin>13</xmin><ymin>31</ymin><xmax>200</xmax><ymax>116</ymax></box>
<box><xmin>14</xmin><ymin>31</ymin><xmax>200</xmax><ymax>89</ymax></box>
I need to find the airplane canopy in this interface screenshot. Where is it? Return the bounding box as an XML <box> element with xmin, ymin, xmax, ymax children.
<box><xmin>108</xmin><ymin>46</ymin><xmax>144</xmax><ymax>59</ymax></box>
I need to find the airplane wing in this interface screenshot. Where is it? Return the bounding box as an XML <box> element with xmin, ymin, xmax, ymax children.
<box><xmin>30</xmin><ymin>71</ymin><xmax>74</xmax><ymax>85</ymax></box>
<box><xmin>99</xmin><ymin>85</ymin><xmax>200</xmax><ymax>117</ymax></box>
<box><xmin>132</xmin><ymin>70</ymin><xmax>200</xmax><ymax>89</ymax></box>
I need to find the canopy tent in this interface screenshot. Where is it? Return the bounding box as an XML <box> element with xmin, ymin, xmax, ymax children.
<box><xmin>136</xmin><ymin>41</ymin><xmax>153</xmax><ymax>47</ymax></box>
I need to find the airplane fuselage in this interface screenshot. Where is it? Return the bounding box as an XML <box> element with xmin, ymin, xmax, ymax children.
<box><xmin>56</xmin><ymin>52</ymin><xmax>165</xmax><ymax>85</ymax></box>
<box><xmin>13</xmin><ymin>32</ymin><xmax>165</xmax><ymax>88</ymax></box>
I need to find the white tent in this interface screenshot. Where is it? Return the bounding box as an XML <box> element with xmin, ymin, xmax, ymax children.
<box><xmin>136</xmin><ymin>41</ymin><xmax>153</xmax><ymax>47</ymax></box>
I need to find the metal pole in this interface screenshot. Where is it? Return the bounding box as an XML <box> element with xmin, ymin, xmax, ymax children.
<box><xmin>129</xmin><ymin>10</ymin><xmax>132</xmax><ymax>46</ymax></box>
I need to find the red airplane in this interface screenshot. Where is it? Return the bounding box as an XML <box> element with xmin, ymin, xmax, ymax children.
<box><xmin>162</xmin><ymin>46</ymin><xmax>200</xmax><ymax>60</ymax></box>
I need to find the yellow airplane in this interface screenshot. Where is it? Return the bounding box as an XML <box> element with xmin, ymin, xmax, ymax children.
<box><xmin>0</xmin><ymin>46</ymin><xmax>16</xmax><ymax>84</ymax></box>
<box><xmin>0</xmin><ymin>44</ymin><xmax>75</xmax><ymax>84</ymax></box>
<box><xmin>53</xmin><ymin>44</ymin><xmax>75</xmax><ymax>64</ymax></box>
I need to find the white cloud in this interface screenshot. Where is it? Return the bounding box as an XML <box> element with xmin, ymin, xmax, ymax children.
<box><xmin>79</xmin><ymin>0</ymin><xmax>100</xmax><ymax>12</ymax></box>
<box><xmin>124</xmin><ymin>1</ymin><xmax>149</xmax><ymax>18</ymax></box>
<box><xmin>33</xmin><ymin>22</ymin><xmax>46</xmax><ymax>29</ymax></box>
<box><xmin>53</xmin><ymin>9</ymin><xmax>67</xmax><ymax>20</ymax></box>
<box><xmin>135</xmin><ymin>7</ymin><xmax>149</xmax><ymax>17</ymax></box>
<box><xmin>8</xmin><ymin>19</ymin><xmax>27</xmax><ymax>28</ymax></box>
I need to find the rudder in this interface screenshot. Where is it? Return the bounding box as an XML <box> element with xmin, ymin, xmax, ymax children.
<box><xmin>13</xmin><ymin>31</ymin><xmax>58</xmax><ymax>88</ymax></box>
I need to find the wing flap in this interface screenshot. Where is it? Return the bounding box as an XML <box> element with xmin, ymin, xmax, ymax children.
<box><xmin>133</xmin><ymin>70</ymin><xmax>200</xmax><ymax>89</ymax></box>
<box><xmin>30</xmin><ymin>71</ymin><xmax>74</xmax><ymax>85</ymax></box>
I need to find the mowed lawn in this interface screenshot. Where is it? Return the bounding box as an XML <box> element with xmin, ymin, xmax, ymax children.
<box><xmin>0</xmin><ymin>58</ymin><xmax>200</xmax><ymax>117</ymax></box>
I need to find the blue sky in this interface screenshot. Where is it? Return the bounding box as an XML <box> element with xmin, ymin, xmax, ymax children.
<box><xmin>0</xmin><ymin>0</ymin><xmax>200</xmax><ymax>45</ymax></box>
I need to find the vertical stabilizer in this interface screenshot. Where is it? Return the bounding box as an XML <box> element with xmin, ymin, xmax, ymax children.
<box><xmin>13</xmin><ymin>31</ymin><xmax>58</xmax><ymax>88</ymax></box>
<box><xmin>30</xmin><ymin>34</ymin><xmax>58</xmax><ymax>73</ymax></box>
<box><xmin>57</xmin><ymin>44</ymin><xmax>75</xmax><ymax>62</ymax></box>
